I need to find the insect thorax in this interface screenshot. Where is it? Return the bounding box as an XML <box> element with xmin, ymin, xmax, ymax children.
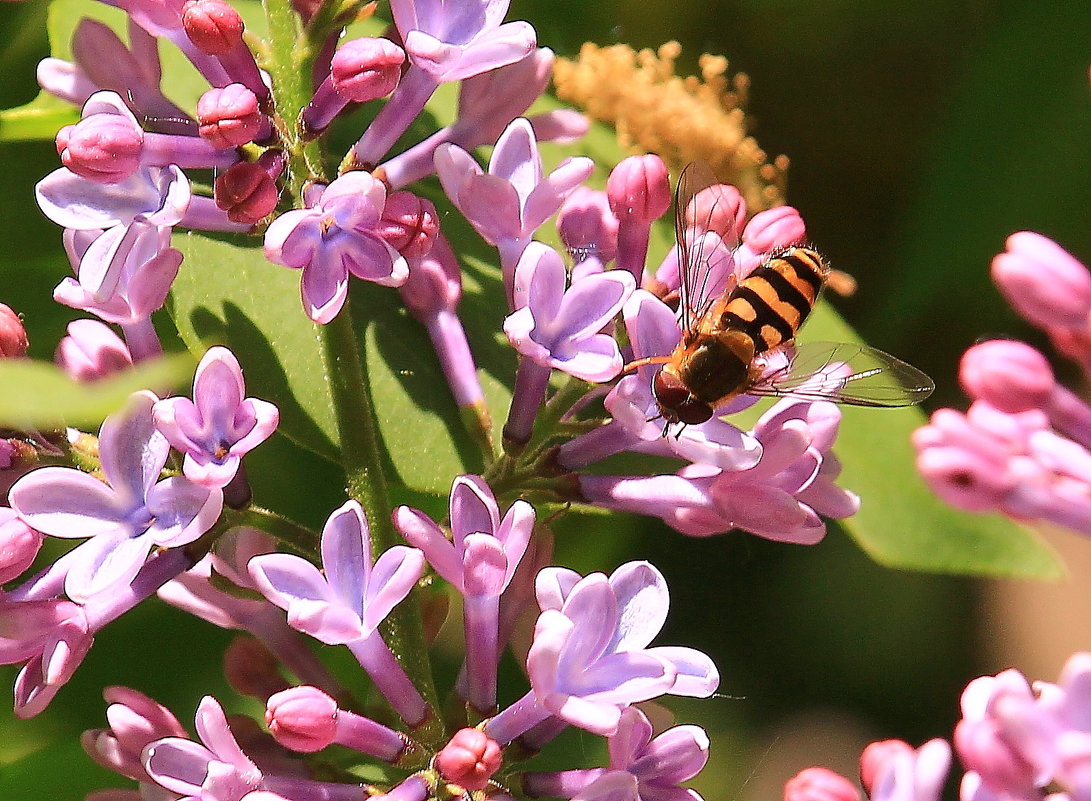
<box><xmin>675</xmin><ymin>332</ymin><xmax>754</xmax><ymax>405</ymax></box>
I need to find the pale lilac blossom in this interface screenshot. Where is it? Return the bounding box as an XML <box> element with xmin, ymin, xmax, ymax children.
<box><xmin>9</xmin><ymin>391</ymin><xmax>223</xmax><ymax>602</ymax></box>
<box><xmin>152</xmin><ymin>347</ymin><xmax>279</xmax><ymax>489</ymax></box>
<box><xmin>82</xmin><ymin>686</ymin><xmax>189</xmax><ymax>785</ymax></box>
<box><xmin>55</xmin><ymin>319</ymin><xmax>134</xmax><ymax>381</ymax></box>
<box><xmin>263</xmin><ymin>171</ymin><xmax>410</xmax><ymax>324</ymax></box>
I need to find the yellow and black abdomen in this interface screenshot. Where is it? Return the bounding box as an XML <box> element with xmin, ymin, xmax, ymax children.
<box><xmin>717</xmin><ymin>247</ymin><xmax>829</xmax><ymax>354</ymax></box>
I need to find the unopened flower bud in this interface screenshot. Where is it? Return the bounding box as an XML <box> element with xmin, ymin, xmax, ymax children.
<box><xmin>331</xmin><ymin>37</ymin><xmax>405</xmax><ymax>103</ymax></box>
<box><xmin>215</xmin><ymin>160</ymin><xmax>279</xmax><ymax>224</ymax></box>
<box><xmin>859</xmin><ymin>739</ymin><xmax>915</xmax><ymax>795</ymax></box>
<box><xmin>557</xmin><ymin>186</ymin><xmax>618</xmax><ymax>263</ymax></box>
<box><xmin>0</xmin><ymin>304</ymin><xmax>28</xmax><ymax>357</ymax></box>
<box><xmin>197</xmin><ymin>84</ymin><xmax>266</xmax><ymax>149</ymax></box>
<box><xmin>606</xmin><ymin>154</ymin><xmax>671</xmax><ymax>223</ymax></box>
<box><xmin>224</xmin><ymin>637</ymin><xmax>291</xmax><ymax>701</ymax></box>
<box><xmin>266</xmin><ymin>686</ymin><xmax>338</xmax><ymax>753</ymax></box>
<box><xmin>55</xmin><ymin>319</ymin><xmax>133</xmax><ymax>382</ymax></box>
<box><xmin>685</xmin><ymin>182</ymin><xmax>747</xmax><ymax>245</ymax></box>
<box><xmin>399</xmin><ymin>234</ymin><xmax>461</xmax><ymax>319</ymax></box>
<box><xmin>742</xmin><ymin>205</ymin><xmax>806</xmax><ymax>254</ymax></box>
<box><xmin>434</xmin><ymin>728</ymin><xmax>502</xmax><ymax>791</ymax></box>
<box><xmin>960</xmin><ymin>340</ymin><xmax>1055</xmax><ymax>413</ymax></box>
<box><xmin>182</xmin><ymin>0</ymin><xmax>245</xmax><ymax>55</ymax></box>
<box><xmin>0</xmin><ymin>508</ymin><xmax>43</xmax><ymax>584</ymax></box>
<box><xmin>57</xmin><ymin>113</ymin><xmax>143</xmax><ymax>184</ymax></box>
<box><xmin>377</xmin><ymin>192</ymin><xmax>438</xmax><ymax>259</ymax></box>
<box><xmin>784</xmin><ymin>768</ymin><xmax>860</xmax><ymax>801</ymax></box>
<box><xmin>992</xmin><ymin>231</ymin><xmax>1091</xmax><ymax>331</ymax></box>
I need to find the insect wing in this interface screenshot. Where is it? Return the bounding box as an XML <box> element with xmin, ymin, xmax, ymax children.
<box><xmin>674</xmin><ymin>160</ymin><xmax>736</xmax><ymax>331</ymax></box>
<box><xmin>750</xmin><ymin>342</ymin><xmax>935</xmax><ymax>407</ymax></box>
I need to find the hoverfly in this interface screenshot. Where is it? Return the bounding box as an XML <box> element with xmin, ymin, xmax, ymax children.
<box><xmin>628</xmin><ymin>160</ymin><xmax>934</xmax><ymax>426</ymax></box>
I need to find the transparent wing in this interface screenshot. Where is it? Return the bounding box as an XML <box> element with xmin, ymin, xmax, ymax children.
<box><xmin>675</xmin><ymin>160</ymin><xmax>734</xmax><ymax>333</ymax></box>
<box><xmin>748</xmin><ymin>342</ymin><xmax>935</xmax><ymax>407</ymax></box>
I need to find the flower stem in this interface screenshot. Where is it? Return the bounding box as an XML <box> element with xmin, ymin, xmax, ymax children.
<box><xmin>319</xmin><ymin>306</ymin><xmax>444</xmax><ymax>748</ymax></box>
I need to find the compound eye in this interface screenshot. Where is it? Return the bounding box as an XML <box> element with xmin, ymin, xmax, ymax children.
<box><xmin>653</xmin><ymin>371</ymin><xmax>714</xmax><ymax>425</ymax></box>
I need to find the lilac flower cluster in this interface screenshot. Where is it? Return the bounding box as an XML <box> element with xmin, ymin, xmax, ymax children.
<box><xmin>785</xmin><ymin>652</ymin><xmax>1091</xmax><ymax>801</ymax></box>
<box><xmin>0</xmin><ymin>0</ymin><xmax>902</xmax><ymax>798</ymax></box>
<box><xmin>915</xmin><ymin>233</ymin><xmax>1091</xmax><ymax>536</ymax></box>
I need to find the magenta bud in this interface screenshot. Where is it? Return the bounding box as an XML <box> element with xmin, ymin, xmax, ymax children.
<box><xmin>434</xmin><ymin>728</ymin><xmax>502</xmax><ymax>792</ymax></box>
<box><xmin>182</xmin><ymin>0</ymin><xmax>245</xmax><ymax>55</ymax></box>
<box><xmin>58</xmin><ymin>112</ymin><xmax>143</xmax><ymax>184</ymax></box>
<box><xmin>265</xmin><ymin>686</ymin><xmax>338</xmax><ymax>753</ymax></box>
<box><xmin>0</xmin><ymin>304</ymin><xmax>28</xmax><ymax>358</ymax></box>
<box><xmin>685</xmin><ymin>182</ymin><xmax>747</xmax><ymax>245</ymax></box>
<box><xmin>0</xmin><ymin>508</ymin><xmax>43</xmax><ymax>584</ymax></box>
<box><xmin>557</xmin><ymin>186</ymin><xmax>619</xmax><ymax>262</ymax></box>
<box><xmin>959</xmin><ymin>340</ymin><xmax>1055</xmax><ymax>413</ymax></box>
<box><xmin>742</xmin><ymin>205</ymin><xmax>806</xmax><ymax>254</ymax></box>
<box><xmin>859</xmin><ymin>740</ymin><xmax>915</xmax><ymax>794</ymax></box>
<box><xmin>399</xmin><ymin>234</ymin><xmax>461</xmax><ymax>318</ymax></box>
<box><xmin>215</xmin><ymin>161</ymin><xmax>279</xmax><ymax>224</ymax></box>
<box><xmin>992</xmin><ymin>231</ymin><xmax>1091</xmax><ymax>330</ymax></box>
<box><xmin>606</xmin><ymin>154</ymin><xmax>671</xmax><ymax>223</ymax></box>
<box><xmin>784</xmin><ymin>768</ymin><xmax>860</xmax><ymax>801</ymax></box>
<box><xmin>197</xmin><ymin>84</ymin><xmax>265</xmax><ymax>148</ymax></box>
<box><xmin>55</xmin><ymin>319</ymin><xmax>133</xmax><ymax>382</ymax></box>
<box><xmin>331</xmin><ymin>37</ymin><xmax>405</xmax><ymax>103</ymax></box>
<box><xmin>377</xmin><ymin>191</ymin><xmax>439</xmax><ymax>259</ymax></box>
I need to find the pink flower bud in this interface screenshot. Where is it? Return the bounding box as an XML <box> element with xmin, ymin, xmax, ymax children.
<box><xmin>557</xmin><ymin>186</ymin><xmax>618</xmax><ymax>263</ymax></box>
<box><xmin>182</xmin><ymin>0</ymin><xmax>245</xmax><ymax>55</ymax></box>
<box><xmin>959</xmin><ymin>340</ymin><xmax>1055</xmax><ymax>413</ymax></box>
<box><xmin>399</xmin><ymin>234</ymin><xmax>461</xmax><ymax>319</ymax></box>
<box><xmin>685</xmin><ymin>182</ymin><xmax>747</xmax><ymax>245</ymax></box>
<box><xmin>784</xmin><ymin>768</ymin><xmax>860</xmax><ymax>801</ymax></box>
<box><xmin>0</xmin><ymin>303</ymin><xmax>28</xmax><ymax>358</ymax></box>
<box><xmin>992</xmin><ymin>231</ymin><xmax>1091</xmax><ymax>331</ymax></box>
<box><xmin>331</xmin><ymin>37</ymin><xmax>405</xmax><ymax>103</ymax></box>
<box><xmin>197</xmin><ymin>84</ymin><xmax>265</xmax><ymax>149</ymax></box>
<box><xmin>215</xmin><ymin>161</ymin><xmax>279</xmax><ymax>224</ymax></box>
<box><xmin>606</xmin><ymin>154</ymin><xmax>671</xmax><ymax>223</ymax></box>
<box><xmin>434</xmin><ymin>728</ymin><xmax>502</xmax><ymax>791</ymax></box>
<box><xmin>860</xmin><ymin>739</ymin><xmax>915</xmax><ymax>795</ymax></box>
<box><xmin>224</xmin><ymin>637</ymin><xmax>291</xmax><ymax>701</ymax></box>
<box><xmin>55</xmin><ymin>319</ymin><xmax>133</xmax><ymax>382</ymax></box>
<box><xmin>742</xmin><ymin>205</ymin><xmax>806</xmax><ymax>254</ymax></box>
<box><xmin>57</xmin><ymin>113</ymin><xmax>143</xmax><ymax>184</ymax></box>
<box><xmin>0</xmin><ymin>508</ymin><xmax>43</xmax><ymax>584</ymax></box>
<box><xmin>265</xmin><ymin>686</ymin><xmax>338</xmax><ymax>753</ymax></box>
<box><xmin>376</xmin><ymin>191</ymin><xmax>439</xmax><ymax>259</ymax></box>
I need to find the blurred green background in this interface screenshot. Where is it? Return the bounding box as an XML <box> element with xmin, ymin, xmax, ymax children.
<box><xmin>0</xmin><ymin>0</ymin><xmax>1090</xmax><ymax>798</ymax></box>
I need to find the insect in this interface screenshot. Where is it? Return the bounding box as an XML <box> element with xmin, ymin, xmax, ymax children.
<box><xmin>628</xmin><ymin>160</ymin><xmax>934</xmax><ymax>426</ymax></box>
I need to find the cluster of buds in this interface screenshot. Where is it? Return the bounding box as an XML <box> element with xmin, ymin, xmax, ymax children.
<box><xmin>915</xmin><ymin>233</ymin><xmax>1091</xmax><ymax>535</ymax></box>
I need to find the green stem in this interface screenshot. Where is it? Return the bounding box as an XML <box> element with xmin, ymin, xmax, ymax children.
<box><xmin>319</xmin><ymin>307</ymin><xmax>445</xmax><ymax>748</ymax></box>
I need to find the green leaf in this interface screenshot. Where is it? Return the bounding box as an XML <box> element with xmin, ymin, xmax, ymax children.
<box><xmin>0</xmin><ymin>96</ymin><xmax>79</xmax><ymax>142</ymax></box>
<box><xmin>0</xmin><ymin>354</ymin><xmax>193</xmax><ymax>429</ymax></box>
<box><xmin>806</xmin><ymin>301</ymin><xmax>1062</xmax><ymax>579</ymax></box>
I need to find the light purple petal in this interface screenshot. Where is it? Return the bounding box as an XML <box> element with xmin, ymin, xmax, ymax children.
<box><xmin>64</xmin><ymin>533</ymin><xmax>150</xmax><ymax>602</ymax></box>
<box><xmin>495</xmin><ymin>499</ymin><xmax>534</xmax><ymax>587</ymax></box>
<box><xmin>558</xmin><ymin>574</ymin><xmax>617</xmax><ymax>670</ymax></box>
<box><xmin>248</xmin><ymin>553</ymin><xmax>339</xmax><ymax>610</ymax></box>
<box><xmin>573</xmin><ymin>651</ymin><xmax>677</xmax><ymax>705</ymax></box>
<box><xmin>523</xmin><ymin>156</ymin><xmax>596</xmax><ymax>234</ymax></box>
<box><xmin>194</xmin><ymin>696</ymin><xmax>258</xmax><ymax>775</ymax></box>
<box><xmin>633</xmin><ymin>724</ymin><xmax>710</xmax><ymax>783</ymax></box>
<box><xmin>360</xmin><ymin>546</ymin><xmax>426</xmax><ymax>633</ymax></box>
<box><xmin>433</xmin><ymin>143</ymin><xmax>481</xmax><ymax>210</ymax></box>
<box><xmin>534</xmin><ymin>566</ymin><xmax>582</xmax><ymax>611</ymax></box>
<box><xmin>550</xmin><ymin>333</ymin><xmax>623</xmax><ymax>382</ymax></box>
<box><xmin>519</xmin><ymin>242</ymin><xmax>566</xmax><ymax>325</ymax></box>
<box><xmin>571</xmin><ymin>769</ymin><xmax>641</xmax><ymax>801</ymax></box>
<box><xmin>549</xmin><ymin>692</ymin><xmax>623</xmax><ymax>738</ymax></box>
<box><xmin>144</xmin><ymin>477</ymin><xmax>222</xmax><ymax>547</ymax></box>
<box><xmin>457</xmin><ymin>173</ymin><xmax>523</xmax><ymax>243</ymax></box>
<box><xmin>645</xmin><ymin>646</ymin><xmax>719</xmax><ymax>698</ymax></box>
<box><xmin>192</xmin><ymin>348</ymin><xmax>245</xmax><ymax>430</ymax></box>
<box><xmin>143</xmin><ymin>737</ymin><xmax>213</xmax><ymax>794</ymax></box>
<box><xmin>321</xmin><ymin>501</ymin><xmax>370</xmax><ymax>611</ymax></box>
<box><xmin>606</xmin><ymin>561</ymin><xmax>668</xmax><ymax>652</ymax></box>
<box><xmin>552</xmin><ymin>270</ymin><xmax>635</xmax><ymax>343</ymax></box>
<box><xmin>340</xmin><ymin>234</ymin><xmax>409</xmax><ymax>286</ymax></box>
<box><xmin>450</xmin><ymin>474</ymin><xmax>501</xmax><ymax>548</ymax></box>
<box><xmin>301</xmin><ymin>257</ymin><xmax>350</xmax><ymax>324</ymax></box>
<box><xmin>489</xmin><ymin>117</ymin><xmax>540</xmax><ymax>196</ymax></box>
<box><xmin>36</xmin><ymin>166</ymin><xmax>191</xmax><ymax>230</ymax></box>
<box><xmin>393</xmin><ymin>506</ymin><xmax>462</xmax><ymax>589</ymax></box>
<box><xmin>669</xmin><ymin>420</ymin><xmax>763</xmax><ymax>471</ymax></box>
<box><xmin>462</xmin><ymin>533</ymin><xmax>507</xmax><ymax>597</ymax></box>
<box><xmin>9</xmin><ymin>467</ymin><xmax>128</xmax><ymax>538</ymax></box>
<box><xmin>264</xmin><ymin>209</ymin><xmax>320</xmax><ymax>269</ymax></box>
<box><xmin>229</xmin><ymin>398</ymin><xmax>279</xmax><ymax>454</ymax></box>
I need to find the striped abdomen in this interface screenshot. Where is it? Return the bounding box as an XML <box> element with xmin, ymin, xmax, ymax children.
<box><xmin>716</xmin><ymin>247</ymin><xmax>829</xmax><ymax>354</ymax></box>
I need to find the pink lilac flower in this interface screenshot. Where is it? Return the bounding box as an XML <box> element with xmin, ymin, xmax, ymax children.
<box><xmin>248</xmin><ymin>501</ymin><xmax>429</xmax><ymax>727</ymax></box>
<box><xmin>0</xmin><ymin>508</ymin><xmax>43</xmax><ymax>584</ymax></box>
<box><xmin>433</xmin><ymin>728</ymin><xmax>503</xmax><ymax>791</ymax></box>
<box><xmin>394</xmin><ymin>474</ymin><xmax>535</xmax><ymax>713</ymax></box>
<box><xmin>0</xmin><ymin>303</ymin><xmax>28</xmax><ymax>358</ymax></box>
<box><xmin>785</xmin><ymin>768</ymin><xmax>862</xmax><ymax>801</ymax></box>
<box><xmin>263</xmin><ymin>171</ymin><xmax>410</xmax><ymax>324</ymax></box>
<box><xmin>557</xmin><ymin>186</ymin><xmax>620</xmax><ymax>279</ymax></box>
<box><xmin>82</xmin><ymin>686</ymin><xmax>189</xmax><ymax>785</ymax></box>
<box><xmin>152</xmin><ymin>347</ymin><xmax>279</xmax><ymax>490</ymax></box>
<box><xmin>8</xmin><ymin>391</ymin><xmax>223</xmax><ymax>602</ymax></box>
<box><xmin>606</xmin><ymin>155</ymin><xmax>672</xmax><ymax>283</ymax></box>
<box><xmin>214</xmin><ymin>150</ymin><xmax>284</xmax><ymax>225</ymax></box>
<box><xmin>435</xmin><ymin>117</ymin><xmax>593</xmax><ymax>305</ymax></box>
<box><xmin>195</xmin><ymin>83</ymin><xmax>271</xmax><ymax>148</ymax></box>
<box><xmin>865</xmin><ymin>739</ymin><xmax>951</xmax><ymax>801</ymax></box>
<box><xmin>180</xmin><ymin>0</ymin><xmax>267</xmax><ymax>98</ymax></box>
<box><xmin>302</xmin><ymin>37</ymin><xmax>405</xmax><ymax>134</ymax></box>
<box><xmin>485</xmin><ymin>561</ymin><xmax>718</xmax><ymax>742</ymax></box>
<box><xmin>55</xmin><ymin>319</ymin><xmax>134</xmax><ymax>381</ymax></box>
